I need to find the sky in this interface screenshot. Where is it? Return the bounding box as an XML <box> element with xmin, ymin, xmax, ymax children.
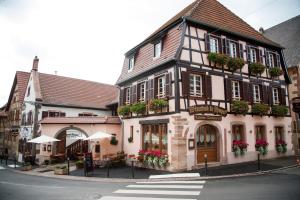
<box><xmin>0</xmin><ymin>0</ymin><xmax>299</xmax><ymax>106</ymax></box>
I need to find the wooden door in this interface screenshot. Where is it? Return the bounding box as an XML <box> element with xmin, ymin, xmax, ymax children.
<box><xmin>56</xmin><ymin>131</ymin><xmax>66</xmax><ymax>155</ymax></box>
<box><xmin>196</xmin><ymin>125</ymin><xmax>218</xmax><ymax>163</ymax></box>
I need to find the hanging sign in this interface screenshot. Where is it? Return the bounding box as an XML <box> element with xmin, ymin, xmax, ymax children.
<box><xmin>189</xmin><ymin>105</ymin><xmax>227</xmax><ymax>116</ymax></box>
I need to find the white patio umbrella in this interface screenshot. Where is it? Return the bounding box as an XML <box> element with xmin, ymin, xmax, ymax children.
<box><xmin>84</xmin><ymin>131</ymin><xmax>112</xmax><ymax>141</ymax></box>
<box><xmin>27</xmin><ymin>135</ymin><xmax>60</xmax><ymax>144</ymax></box>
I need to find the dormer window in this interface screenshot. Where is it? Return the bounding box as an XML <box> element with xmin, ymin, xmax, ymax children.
<box><xmin>154</xmin><ymin>41</ymin><xmax>162</xmax><ymax>58</ymax></box>
<box><xmin>210</xmin><ymin>37</ymin><xmax>219</xmax><ymax>53</ymax></box>
<box><xmin>128</xmin><ymin>57</ymin><xmax>134</xmax><ymax>71</ymax></box>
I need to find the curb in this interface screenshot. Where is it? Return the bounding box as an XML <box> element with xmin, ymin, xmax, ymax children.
<box><xmin>6</xmin><ymin>164</ymin><xmax>299</xmax><ymax>183</ymax></box>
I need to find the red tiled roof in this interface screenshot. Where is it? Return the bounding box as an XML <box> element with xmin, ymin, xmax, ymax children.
<box><xmin>37</xmin><ymin>73</ymin><xmax>118</xmax><ymax>109</ymax></box>
<box><xmin>40</xmin><ymin>116</ymin><xmax>121</xmax><ymax>124</ymax></box>
<box><xmin>16</xmin><ymin>71</ymin><xmax>30</xmax><ymax>105</ymax></box>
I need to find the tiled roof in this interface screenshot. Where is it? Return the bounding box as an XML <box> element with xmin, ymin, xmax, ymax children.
<box><xmin>264</xmin><ymin>15</ymin><xmax>300</xmax><ymax>67</ymax></box>
<box><xmin>16</xmin><ymin>71</ymin><xmax>30</xmax><ymax>105</ymax></box>
<box><xmin>38</xmin><ymin>73</ymin><xmax>118</xmax><ymax>109</ymax></box>
<box><xmin>40</xmin><ymin>116</ymin><xmax>121</xmax><ymax>124</ymax></box>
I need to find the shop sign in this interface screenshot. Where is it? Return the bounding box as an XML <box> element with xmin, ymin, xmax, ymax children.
<box><xmin>189</xmin><ymin>105</ymin><xmax>227</xmax><ymax>116</ymax></box>
<box><xmin>66</xmin><ymin>129</ymin><xmax>86</xmax><ymax>139</ymax></box>
<box><xmin>194</xmin><ymin>115</ymin><xmax>222</xmax><ymax>121</ymax></box>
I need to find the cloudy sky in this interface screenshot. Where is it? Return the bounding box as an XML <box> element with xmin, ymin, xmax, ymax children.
<box><xmin>0</xmin><ymin>0</ymin><xmax>299</xmax><ymax>105</ymax></box>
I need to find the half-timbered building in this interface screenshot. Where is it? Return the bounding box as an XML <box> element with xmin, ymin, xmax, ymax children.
<box><xmin>117</xmin><ymin>0</ymin><xmax>293</xmax><ymax>171</ymax></box>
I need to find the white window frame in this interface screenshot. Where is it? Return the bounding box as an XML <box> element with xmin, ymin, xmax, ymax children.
<box><xmin>125</xmin><ymin>88</ymin><xmax>130</xmax><ymax>105</ymax></box>
<box><xmin>140</xmin><ymin>82</ymin><xmax>146</xmax><ymax>102</ymax></box>
<box><xmin>189</xmin><ymin>74</ymin><xmax>203</xmax><ymax>97</ymax></box>
<box><xmin>273</xmin><ymin>88</ymin><xmax>279</xmax><ymax>105</ymax></box>
<box><xmin>157</xmin><ymin>76</ymin><xmax>166</xmax><ymax>99</ymax></box>
<box><xmin>268</xmin><ymin>53</ymin><xmax>274</xmax><ymax>67</ymax></box>
<box><xmin>210</xmin><ymin>37</ymin><xmax>219</xmax><ymax>53</ymax></box>
<box><xmin>250</xmin><ymin>48</ymin><xmax>257</xmax><ymax>63</ymax></box>
<box><xmin>253</xmin><ymin>85</ymin><xmax>261</xmax><ymax>103</ymax></box>
<box><xmin>128</xmin><ymin>57</ymin><xmax>134</xmax><ymax>71</ymax></box>
<box><xmin>232</xmin><ymin>81</ymin><xmax>240</xmax><ymax>100</ymax></box>
<box><xmin>229</xmin><ymin>42</ymin><xmax>237</xmax><ymax>58</ymax></box>
<box><xmin>154</xmin><ymin>41</ymin><xmax>162</xmax><ymax>58</ymax></box>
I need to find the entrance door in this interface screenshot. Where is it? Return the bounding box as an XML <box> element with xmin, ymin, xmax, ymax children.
<box><xmin>196</xmin><ymin>124</ymin><xmax>218</xmax><ymax>163</ymax></box>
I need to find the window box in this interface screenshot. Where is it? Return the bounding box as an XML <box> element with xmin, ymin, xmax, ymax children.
<box><xmin>276</xmin><ymin>139</ymin><xmax>287</xmax><ymax>153</ymax></box>
<box><xmin>148</xmin><ymin>99</ymin><xmax>168</xmax><ymax>113</ymax></box>
<box><xmin>269</xmin><ymin>67</ymin><xmax>282</xmax><ymax>78</ymax></box>
<box><xmin>251</xmin><ymin>103</ymin><xmax>269</xmax><ymax>116</ymax></box>
<box><xmin>231</xmin><ymin>100</ymin><xmax>249</xmax><ymax>115</ymax></box>
<box><xmin>130</xmin><ymin>102</ymin><xmax>146</xmax><ymax>115</ymax></box>
<box><xmin>138</xmin><ymin>150</ymin><xmax>169</xmax><ymax>168</ymax></box>
<box><xmin>232</xmin><ymin>140</ymin><xmax>248</xmax><ymax>156</ymax></box>
<box><xmin>118</xmin><ymin>105</ymin><xmax>131</xmax><ymax>116</ymax></box>
<box><xmin>271</xmin><ymin>105</ymin><xmax>288</xmax><ymax>117</ymax></box>
<box><xmin>227</xmin><ymin>57</ymin><xmax>244</xmax><ymax>72</ymax></box>
<box><xmin>207</xmin><ymin>52</ymin><xmax>228</xmax><ymax>67</ymax></box>
<box><xmin>249</xmin><ymin>62</ymin><xmax>265</xmax><ymax>75</ymax></box>
<box><xmin>255</xmin><ymin>139</ymin><xmax>269</xmax><ymax>155</ymax></box>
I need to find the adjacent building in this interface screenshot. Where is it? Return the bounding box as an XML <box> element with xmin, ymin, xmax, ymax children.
<box><xmin>117</xmin><ymin>0</ymin><xmax>293</xmax><ymax>171</ymax></box>
<box><xmin>264</xmin><ymin>15</ymin><xmax>300</xmax><ymax>155</ymax></box>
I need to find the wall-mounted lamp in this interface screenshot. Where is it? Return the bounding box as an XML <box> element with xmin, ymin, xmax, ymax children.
<box><xmin>269</xmin><ymin>130</ymin><xmax>272</xmax><ymax>134</ymax></box>
<box><xmin>228</xmin><ymin>130</ymin><xmax>231</xmax><ymax>134</ymax></box>
<box><xmin>250</xmin><ymin>130</ymin><xmax>253</xmax><ymax>134</ymax></box>
<box><xmin>168</xmin><ymin>130</ymin><xmax>172</xmax><ymax>134</ymax></box>
<box><xmin>136</xmin><ymin>130</ymin><xmax>139</xmax><ymax>133</ymax></box>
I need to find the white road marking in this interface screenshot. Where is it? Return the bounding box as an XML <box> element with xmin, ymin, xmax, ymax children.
<box><xmin>149</xmin><ymin>173</ymin><xmax>200</xmax><ymax>179</ymax></box>
<box><xmin>8</xmin><ymin>164</ymin><xmax>20</xmax><ymax>168</ymax></box>
<box><xmin>114</xmin><ymin>189</ymin><xmax>200</xmax><ymax>196</ymax></box>
<box><xmin>136</xmin><ymin>180</ymin><xmax>206</xmax><ymax>184</ymax></box>
<box><xmin>0</xmin><ymin>181</ymin><xmax>65</xmax><ymax>189</ymax></box>
<box><xmin>126</xmin><ymin>184</ymin><xmax>203</xmax><ymax>189</ymax></box>
<box><xmin>0</xmin><ymin>166</ymin><xmax>5</xmax><ymax>170</ymax></box>
<box><xmin>99</xmin><ymin>197</ymin><xmax>197</xmax><ymax>200</ymax></box>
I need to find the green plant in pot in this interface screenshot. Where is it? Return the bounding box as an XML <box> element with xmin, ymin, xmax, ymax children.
<box><xmin>249</xmin><ymin>62</ymin><xmax>266</xmax><ymax>75</ymax></box>
<box><xmin>231</xmin><ymin>100</ymin><xmax>249</xmax><ymax>115</ymax></box>
<box><xmin>269</xmin><ymin>67</ymin><xmax>282</xmax><ymax>78</ymax></box>
<box><xmin>130</xmin><ymin>102</ymin><xmax>146</xmax><ymax>115</ymax></box>
<box><xmin>207</xmin><ymin>52</ymin><xmax>218</xmax><ymax>63</ymax></box>
<box><xmin>148</xmin><ymin>99</ymin><xmax>168</xmax><ymax>113</ymax></box>
<box><xmin>227</xmin><ymin>57</ymin><xmax>244</xmax><ymax>71</ymax></box>
<box><xmin>252</xmin><ymin>103</ymin><xmax>269</xmax><ymax>116</ymax></box>
<box><xmin>118</xmin><ymin>105</ymin><xmax>131</xmax><ymax>116</ymax></box>
<box><xmin>215</xmin><ymin>54</ymin><xmax>229</xmax><ymax>66</ymax></box>
<box><xmin>271</xmin><ymin>105</ymin><xmax>288</xmax><ymax>117</ymax></box>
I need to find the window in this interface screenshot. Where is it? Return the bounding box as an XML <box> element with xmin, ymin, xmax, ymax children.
<box><xmin>157</xmin><ymin>76</ymin><xmax>165</xmax><ymax>98</ymax></box>
<box><xmin>128</xmin><ymin>57</ymin><xmax>134</xmax><ymax>71</ymax></box>
<box><xmin>232</xmin><ymin>81</ymin><xmax>240</xmax><ymax>100</ymax></box>
<box><xmin>273</xmin><ymin>88</ymin><xmax>279</xmax><ymax>105</ymax></box>
<box><xmin>42</xmin><ymin>111</ymin><xmax>66</xmax><ymax>119</ymax></box>
<box><xmin>154</xmin><ymin>41</ymin><xmax>162</xmax><ymax>58</ymax></box>
<box><xmin>210</xmin><ymin>37</ymin><xmax>219</xmax><ymax>53</ymax></box>
<box><xmin>139</xmin><ymin>82</ymin><xmax>146</xmax><ymax>102</ymax></box>
<box><xmin>189</xmin><ymin>74</ymin><xmax>203</xmax><ymax>97</ymax></box>
<box><xmin>95</xmin><ymin>144</ymin><xmax>100</xmax><ymax>153</ymax></box>
<box><xmin>253</xmin><ymin>85</ymin><xmax>261</xmax><ymax>103</ymax></box>
<box><xmin>130</xmin><ymin>126</ymin><xmax>134</xmax><ymax>140</ymax></box>
<box><xmin>229</xmin><ymin>42</ymin><xmax>237</xmax><ymax>58</ymax></box>
<box><xmin>125</xmin><ymin>87</ymin><xmax>130</xmax><ymax>104</ymax></box>
<box><xmin>250</xmin><ymin>48</ymin><xmax>257</xmax><ymax>63</ymax></box>
<box><xmin>78</xmin><ymin>113</ymin><xmax>97</xmax><ymax>117</ymax></box>
<box><xmin>232</xmin><ymin>125</ymin><xmax>244</xmax><ymax>141</ymax></box>
<box><xmin>142</xmin><ymin>124</ymin><xmax>167</xmax><ymax>154</ymax></box>
<box><xmin>268</xmin><ymin>53</ymin><xmax>274</xmax><ymax>67</ymax></box>
<box><xmin>275</xmin><ymin>126</ymin><xmax>284</xmax><ymax>142</ymax></box>
<box><xmin>255</xmin><ymin>125</ymin><xmax>266</xmax><ymax>140</ymax></box>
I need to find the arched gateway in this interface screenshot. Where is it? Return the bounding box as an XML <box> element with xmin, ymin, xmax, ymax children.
<box><xmin>196</xmin><ymin>124</ymin><xmax>219</xmax><ymax>163</ymax></box>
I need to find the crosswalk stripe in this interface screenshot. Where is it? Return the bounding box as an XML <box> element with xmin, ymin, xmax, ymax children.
<box><xmin>126</xmin><ymin>184</ymin><xmax>203</xmax><ymax>189</ymax></box>
<box><xmin>149</xmin><ymin>173</ymin><xmax>200</xmax><ymax>179</ymax></box>
<box><xmin>8</xmin><ymin>165</ymin><xmax>20</xmax><ymax>168</ymax></box>
<box><xmin>114</xmin><ymin>189</ymin><xmax>201</xmax><ymax>196</ymax></box>
<box><xmin>0</xmin><ymin>166</ymin><xmax>5</xmax><ymax>170</ymax></box>
<box><xmin>99</xmin><ymin>196</ymin><xmax>197</xmax><ymax>200</ymax></box>
<box><xmin>136</xmin><ymin>181</ymin><xmax>206</xmax><ymax>184</ymax></box>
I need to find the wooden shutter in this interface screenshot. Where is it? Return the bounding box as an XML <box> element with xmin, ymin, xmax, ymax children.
<box><xmin>259</xmin><ymin>49</ymin><xmax>263</xmax><ymax>64</ymax></box>
<box><xmin>131</xmin><ymin>85</ymin><xmax>137</xmax><ymax>103</ymax></box>
<box><xmin>268</xmin><ymin>87</ymin><xmax>273</xmax><ymax>105</ymax></box>
<box><xmin>280</xmin><ymin>88</ymin><xmax>286</xmax><ymax>106</ymax></box>
<box><xmin>276</xmin><ymin>54</ymin><xmax>281</xmax><ymax>67</ymax></box>
<box><xmin>42</xmin><ymin>111</ymin><xmax>48</xmax><ymax>119</ymax></box>
<box><xmin>248</xmin><ymin>83</ymin><xmax>253</xmax><ymax>104</ymax></box>
<box><xmin>265</xmin><ymin>50</ymin><xmax>270</xmax><ymax>67</ymax></box>
<box><xmin>204</xmin><ymin>33</ymin><xmax>210</xmax><ymax>52</ymax></box>
<box><xmin>218</xmin><ymin>37</ymin><xmax>222</xmax><ymax>53</ymax></box>
<box><xmin>119</xmin><ymin>89</ymin><xmax>125</xmax><ymax>106</ymax></box>
<box><xmin>148</xmin><ymin>79</ymin><xmax>154</xmax><ymax>100</ymax></box>
<box><xmin>205</xmin><ymin>75</ymin><xmax>212</xmax><ymax>99</ymax></box>
<box><xmin>181</xmin><ymin>71</ymin><xmax>190</xmax><ymax>97</ymax></box>
<box><xmin>262</xmin><ymin>85</ymin><xmax>269</xmax><ymax>104</ymax></box>
<box><xmin>246</xmin><ymin>46</ymin><xmax>251</xmax><ymax>61</ymax></box>
<box><xmin>145</xmin><ymin>81</ymin><xmax>149</xmax><ymax>101</ymax></box>
<box><xmin>238</xmin><ymin>43</ymin><xmax>244</xmax><ymax>58</ymax></box>
<box><xmin>165</xmin><ymin>72</ymin><xmax>172</xmax><ymax>97</ymax></box>
<box><xmin>137</xmin><ymin>83</ymin><xmax>141</xmax><ymax>102</ymax></box>
<box><xmin>242</xmin><ymin>82</ymin><xmax>249</xmax><ymax>101</ymax></box>
<box><xmin>225</xmin><ymin>79</ymin><xmax>232</xmax><ymax>102</ymax></box>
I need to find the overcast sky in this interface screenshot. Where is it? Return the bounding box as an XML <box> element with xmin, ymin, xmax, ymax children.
<box><xmin>0</xmin><ymin>0</ymin><xmax>299</xmax><ymax>106</ymax></box>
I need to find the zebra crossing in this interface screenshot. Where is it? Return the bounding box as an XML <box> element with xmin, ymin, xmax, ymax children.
<box><xmin>99</xmin><ymin>180</ymin><xmax>206</xmax><ymax>200</ymax></box>
<box><xmin>0</xmin><ymin>166</ymin><xmax>5</xmax><ymax>170</ymax></box>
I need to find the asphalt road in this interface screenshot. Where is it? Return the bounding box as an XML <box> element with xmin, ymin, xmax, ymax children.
<box><xmin>0</xmin><ymin>165</ymin><xmax>300</xmax><ymax>200</ymax></box>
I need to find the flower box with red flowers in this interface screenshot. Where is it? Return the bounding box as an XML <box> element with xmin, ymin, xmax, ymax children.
<box><xmin>255</xmin><ymin>139</ymin><xmax>269</xmax><ymax>155</ymax></box>
<box><xmin>276</xmin><ymin>139</ymin><xmax>287</xmax><ymax>153</ymax></box>
<box><xmin>232</xmin><ymin>140</ymin><xmax>248</xmax><ymax>156</ymax></box>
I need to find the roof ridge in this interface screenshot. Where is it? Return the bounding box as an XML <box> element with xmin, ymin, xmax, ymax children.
<box><xmin>186</xmin><ymin>0</ymin><xmax>202</xmax><ymax>17</ymax></box>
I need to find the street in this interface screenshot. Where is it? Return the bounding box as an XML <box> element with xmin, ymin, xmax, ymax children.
<box><xmin>0</xmin><ymin>166</ymin><xmax>300</xmax><ymax>200</ymax></box>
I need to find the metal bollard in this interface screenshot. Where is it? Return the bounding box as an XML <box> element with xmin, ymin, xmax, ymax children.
<box><xmin>204</xmin><ymin>154</ymin><xmax>208</xmax><ymax>176</ymax></box>
<box><xmin>67</xmin><ymin>157</ymin><xmax>70</xmax><ymax>175</ymax></box>
<box><xmin>5</xmin><ymin>155</ymin><xmax>8</xmax><ymax>166</ymax></box>
<box><xmin>258</xmin><ymin>153</ymin><xmax>261</xmax><ymax>171</ymax></box>
<box><xmin>14</xmin><ymin>156</ymin><xmax>17</xmax><ymax>168</ymax></box>
<box><xmin>106</xmin><ymin>160</ymin><xmax>110</xmax><ymax>178</ymax></box>
<box><xmin>131</xmin><ymin>160</ymin><xmax>135</xmax><ymax>179</ymax></box>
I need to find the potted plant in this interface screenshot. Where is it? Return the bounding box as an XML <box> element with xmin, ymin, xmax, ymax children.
<box><xmin>255</xmin><ymin>139</ymin><xmax>269</xmax><ymax>155</ymax></box>
<box><xmin>54</xmin><ymin>165</ymin><xmax>68</xmax><ymax>175</ymax></box>
<box><xmin>249</xmin><ymin>62</ymin><xmax>266</xmax><ymax>75</ymax></box>
<box><xmin>231</xmin><ymin>100</ymin><xmax>249</xmax><ymax>115</ymax></box>
<box><xmin>110</xmin><ymin>137</ymin><xmax>118</xmax><ymax>145</ymax></box>
<box><xmin>128</xmin><ymin>136</ymin><xmax>133</xmax><ymax>143</ymax></box>
<box><xmin>232</xmin><ymin>140</ymin><xmax>248</xmax><ymax>156</ymax></box>
<box><xmin>75</xmin><ymin>160</ymin><xmax>84</xmax><ymax>169</ymax></box>
<box><xmin>118</xmin><ymin>105</ymin><xmax>131</xmax><ymax>116</ymax></box>
<box><xmin>271</xmin><ymin>105</ymin><xmax>288</xmax><ymax>117</ymax></box>
<box><xmin>269</xmin><ymin>67</ymin><xmax>282</xmax><ymax>78</ymax></box>
<box><xmin>207</xmin><ymin>52</ymin><xmax>218</xmax><ymax>63</ymax></box>
<box><xmin>276</xmin><ymin>139</ymin><xmax>287</xmax><ymax>153</ymax></box>
<box><xmin>22</xmin><ymin>162</ymin><xmax>32</xmax><ymax>171</ymax></box>
<box><xmin>227</xmin><ymin>57</ymin><xmax>245</xmax><ymax>71</ymax></box>
<box><xmin>215</xmin><ymin>53</ymin><xmax>229</xmax><ymax>66</ymax></box>
<box><xmin>130</xmin><ymin>102</ymin><xmax>146</xmax><ymax>115</ymax></box>
<box><xmin>252</xmin><ymin>103</ymin><xmax>269</xmax><ymax>116</ymax></box>
<box><xmin>148</xmin><ymin>99</ymin><xmax>168</xmax><ymax>113</ymax></box>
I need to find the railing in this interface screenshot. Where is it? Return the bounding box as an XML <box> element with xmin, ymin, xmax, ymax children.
<box><xmin>66</xmin><ymin>140</ymin><xmax>88</xmax><ymax>159</ymax></box>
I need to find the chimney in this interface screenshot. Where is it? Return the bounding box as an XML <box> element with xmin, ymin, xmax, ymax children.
<box><xmin>259</xmin><ymin>27</ymin><xmax>264</xmax><ymax>34</ymax></box>
<box><xmin>32</xmin><ymin>56</ymin><xmax>39</xmax><ymax>71</ymax></box>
